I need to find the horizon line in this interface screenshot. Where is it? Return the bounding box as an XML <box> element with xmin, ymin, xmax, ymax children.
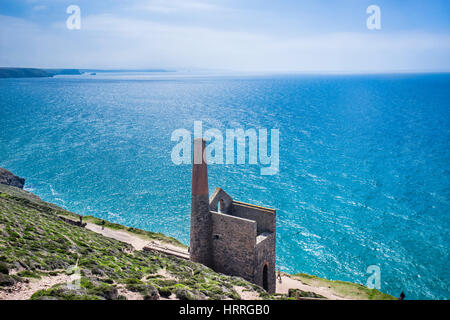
<box><xmin>1</xmin><ymin>66</ymin><xmax>450</xmax><ymax>76</ymax></box>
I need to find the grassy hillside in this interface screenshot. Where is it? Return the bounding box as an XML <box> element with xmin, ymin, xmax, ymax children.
<box><xmin>0</xmin><ymin>182</ymin><xmax>397</xmax><ymax>300</ymax></box>
<box><xmin>292</xmin><ymin>273</ymin><xmax>396</xmax><ymax>300</ymax></box>
<box><xmin>0</xmin><ymin>184</ymin><xmax>266</xmax><ymax>300</ymax></box>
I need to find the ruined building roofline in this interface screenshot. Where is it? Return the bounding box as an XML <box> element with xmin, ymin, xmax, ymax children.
<box><xmin>210</xmin><ymin>187</ymin><xmax>276</xmax><ymax>215</ymax></box>
<box><xmin>232</xmin><ymin>200</ymin><xmax>276</xmax><ymax>215</ymax></box>
<box><xmin>209</xmin><ymin>187</ymin><xmax>226</xmax><ymax>201</ymax></box>
<box><xmin>210</xmin><ymin>210</ymin><xmax>258</xmax><ymax>225</ymax></box>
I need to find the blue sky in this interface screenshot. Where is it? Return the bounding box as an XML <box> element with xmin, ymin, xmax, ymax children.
<box><xmin>0</xmin><ymin>0</ymin><xmax>449</xmax><ymax>72</ymax></box>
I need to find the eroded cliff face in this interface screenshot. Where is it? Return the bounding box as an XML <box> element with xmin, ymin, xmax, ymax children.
<box><xmin>0</xmin><ymin>168</ymin><xmax>25</xmax><ymax>189</ymax></box>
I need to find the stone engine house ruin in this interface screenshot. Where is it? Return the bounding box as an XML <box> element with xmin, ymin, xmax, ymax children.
<box><xmin>190</xmin><ymin>138</ymin><xmax>276</xmax><ymax>293</ymax></box>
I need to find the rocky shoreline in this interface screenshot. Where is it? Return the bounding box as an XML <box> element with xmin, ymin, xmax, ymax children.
<box><xmin>0</xmin><ymin>168</ymin><xmax>25</xmax><ymax>189</ymax></box>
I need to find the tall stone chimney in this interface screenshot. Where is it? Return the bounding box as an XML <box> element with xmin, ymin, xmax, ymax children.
<box><xmin>190</xmin><ymin>138</ymin><xmax>212</xmax><ymax>267</ymax></box>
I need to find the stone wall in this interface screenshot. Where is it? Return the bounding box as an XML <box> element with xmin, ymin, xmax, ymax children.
<box><xmin>211</xmin><ymin>211</ymin><xmax>256</xmax><ymax>282</ymax></box>
<box><xmin>254</xmin><ymin>233</ymin><xmax>276</xmax><ymax>293</ymax></box>
<box><xmin>209</xmin><ymin>188</ymin><xmax>233</xmax><ymax>214</ymax></box>
<box><xmin>190</xmin><ymin>194</ymin><xmax>213</xmax><ymax>267</ymax></box>
<box><xmin>194</xmin><ymin>186</ymin><xmax>277</xmax><ymax>293</ymax></box>
<box><xmin>58</xmin><ymin>215</ymin><xmax>87</xmax><ymax>228</ymax></box>
<box><xmin>232</xmin><ymin>201</ymin><xmax>275</xmax><ymax>234</ymax></box>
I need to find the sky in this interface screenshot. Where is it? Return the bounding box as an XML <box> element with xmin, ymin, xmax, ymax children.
<box><xmin>0</xmin><ymin>0</ymin><xmax>449</xmax><ymax>72</ymax></box>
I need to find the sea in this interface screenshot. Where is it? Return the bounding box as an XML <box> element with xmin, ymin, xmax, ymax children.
<box><xmin>0</xmin><ymin>72</ymin><xmax>449</xmax><ymax>299</ymax></box>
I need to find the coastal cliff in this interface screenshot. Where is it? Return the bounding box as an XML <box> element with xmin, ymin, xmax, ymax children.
<box><xmin>0</xmin><ymin>68</ymin><xmax>81</xmax><ymax>78</ymax></box>
<box><xmin>0</xmin><ymin>168</ymin><xmax>396</xmax><ymax>300</ymax></box>
<box><xmin>0</xmin><ymin>168</ymin><xmax>25</xmax><ymax>189</ymax></box>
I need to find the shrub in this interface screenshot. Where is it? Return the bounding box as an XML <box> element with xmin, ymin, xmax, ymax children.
<box><xmin>30</xmin><ymin>286</ymin><xmax>102</xmax><ymax>300</ymax></box>
<box><xmin>17</xmin><ymin>270</ymin><xmax>41</xmax><ymax>279</ymax></box>
<box><xmin>87</xmin><ymin>283</ymin><xmax>118</xmax><ymax>300</ymax></box>
<box><xmin>288</xmin><ymin>288</ymin><xmax>325</xmax><ymax>299</ymax></box>
<box><xmin>143</xmin><ymin>285</ymin><xmax>159</xmax><ymax>300</ymax></box>
<box><xmin>157</xmin><ymin>286</ymin><xmax>172</xmax><ymax>298</ymax></box>
<box><xmin>175</xmin><ymin>287</ymin><xmax>193</xmax><ymax>300</ymax></box>
<box><xmin>124</xmin><ymin>278</ymin><xmax>142</xmax><ymax>285</ymax></box>
<box><xmin>0</xmin><ymin>262</ymin><xmax>9</xmax><ymax>275</ymax></box>
<box><xmin>0</xmin><ymin>274</ymin><xmax>16</xmax><ymax>287</ymax></box>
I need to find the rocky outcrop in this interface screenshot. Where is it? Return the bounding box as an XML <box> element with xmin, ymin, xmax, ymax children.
<box><xmin>0</xmin><ymin>168</ymin><xmax>25</xmax><ymax>189</ymax></box>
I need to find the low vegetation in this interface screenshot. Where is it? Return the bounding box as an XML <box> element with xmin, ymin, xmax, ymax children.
<box><xmin>0</xmin><ymin>184</ymin><xmax>264</xmax><ymax>300</ymax></box>
<box><xmin>81</xmin><ymin>215</ymin><xmax>186</xmax><ymax>248</ymax></box>
<box><xmin>292</xmin><ymin>273</ymin><xmax>396</xmax><ymax>300</ymax></box>
<box><xmin>0</xmin><ymin>183</ymin><xmax>395</xmax><ymax>300</ymax></box>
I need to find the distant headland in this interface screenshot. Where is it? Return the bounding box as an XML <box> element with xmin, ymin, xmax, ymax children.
<box><xmin>0</xmin><ymin>67</ymin><xmax>173</xmax><ymax>78</ymax></box>
<box><xmin>0</xmin><ymin>68</ymin><xmax>81</xmax><ymax>78</ymax></box>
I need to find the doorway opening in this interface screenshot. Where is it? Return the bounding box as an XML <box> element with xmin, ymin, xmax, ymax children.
<box><xmin>262</xmin><ymin>264</ymin><xmax>268</xmax><ymax>291</ymax></box>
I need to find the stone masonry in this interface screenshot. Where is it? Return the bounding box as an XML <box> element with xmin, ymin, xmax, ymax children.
<box><xmin>190</xmin><ymin>138</ymin><xmax>276</xmax><ymax>293</ymax></box>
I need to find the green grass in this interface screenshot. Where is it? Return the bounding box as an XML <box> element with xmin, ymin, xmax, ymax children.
<box><xmin>16</xmin><ymin>270</ymin><xmax>42</xmax><ymax>279</ymax></box>
<box><xmin>82</xmin><ymin>215</ymin><xmax>186</xmax><ymax>248</ymax></box>
<box><xmin>292</xmin><ymin>273</ymin><xmax>397</xmax><ymax>300</ymax></box>
<box><xmin>0</xmin><ymin>184</ymin><xmax>260</xmax><ymax>300</ymax></box>
<box><xmin>0</xmin><ymin>183</ymin><xmax>396</xmax><ymax>301</ymax></box>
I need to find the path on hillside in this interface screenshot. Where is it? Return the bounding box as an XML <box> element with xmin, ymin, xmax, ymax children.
<box><xmin>85</xmin><ymin>223</ymin><xmax>189</xmax><ymax>259</ymax></box>
<box><xmin>276</xmin><ymin>274</ymin><xmax>346</xmax><ymax>300</ymax></box>
<box><xmin>0</xmin><ymin>274</ymin><xmax>71</xmax><ymax>300</ymax></box>
<box><xmin>85</xmin><ymin>223</ymin><xmax>345</xmax><ymax>300</ymax></box>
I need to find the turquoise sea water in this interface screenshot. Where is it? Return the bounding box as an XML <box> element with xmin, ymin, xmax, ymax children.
<box><xmin>0</xmin><ymin>73</ymin><xmax>449</xmax><ymax>299</ymax></box>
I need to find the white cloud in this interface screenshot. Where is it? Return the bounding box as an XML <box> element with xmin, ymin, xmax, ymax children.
<box><xmin>1</xmin><ymin>13</ymin><xmax>449</xmax><ymax>72</ymax></box>
<box><xmin>139</xmin><ymin>0</ymin><xmax>221</xmax><ymax>13</ymax></box>
<box><xmin>32</xmin><ymin>5</ymin><xmax>47</xmax><ymax>11</ymax></box>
